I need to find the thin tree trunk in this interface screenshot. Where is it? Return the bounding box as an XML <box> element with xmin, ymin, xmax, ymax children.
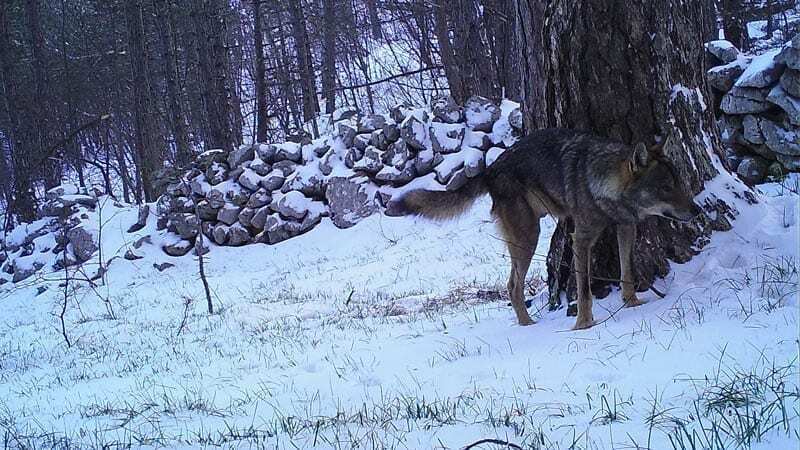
<box><xmin>156</xmin><ymin>0</ymin><xmax>192</xmax><ymax>167</ymax></box>
<box><xmin>321</xmin><ymin>0</ymin><xmax>337</xmax><ymax>115</ymax></box>
<box><xmin>541</xmin><ymin>0</ymin><xmax>737</xmax><ymax>313</ymax></box>
<box><xmin>252</xmin><ymin>0</ymin><xmax>269</xmax><ymax>142</ymax></box>
<box><xmin>432</xmin><ymin>2</ymin><xmax>466</xmax><ymax>102</ymax></box>
<box><xmin>125</xmin><ymin>0</ymin><xmax>160</xmax><ymax>202</ymax></box>
<box><xmin>287</xmin><ymin>0</ymin><xmax>320</xmax><ymax>125</ymax></box>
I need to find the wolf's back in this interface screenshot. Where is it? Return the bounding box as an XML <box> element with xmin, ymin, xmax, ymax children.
<box><xmin>392</xmin><ymin>176</ymin><xmax>489</xmax><ymax>221</ymax></box>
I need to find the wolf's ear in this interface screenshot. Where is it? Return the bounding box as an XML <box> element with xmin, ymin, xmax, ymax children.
<box><xmin>631</xmin><ymin>142</ymin><xmax>649</xmax><ymax>172</ymax></box>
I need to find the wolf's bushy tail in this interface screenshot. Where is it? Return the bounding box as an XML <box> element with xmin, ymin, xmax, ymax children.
<box><xmin>393</xmin><ymin>176</ymin><xmax>489</xmax><ymax>221</ymax></box>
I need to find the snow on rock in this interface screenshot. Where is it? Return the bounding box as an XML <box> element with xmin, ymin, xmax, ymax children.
<box><xmin>735</xmin><ymin>48</ymin><xmax>784</xmax><ymax>88</ymax></box>
<box><xmin>706</xmin><ymin>39</ymin><xmax>741</xmax><ymax>63</ymax></box>
<box><xmin>766</xmin><ymin>84</ymin><xmax>800</xmax><ymax>125</ymax></box>
<box><xmin>707</xmin><ymin>57</ymin><xmax>750</xmax><ymax>91</ymax></box>
<box><xmin>154</xmin><ymin>97</ymin><xmax>520</xmax><ymax>255</ymax></box>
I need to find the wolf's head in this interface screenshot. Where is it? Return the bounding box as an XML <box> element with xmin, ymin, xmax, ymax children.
<box><xmin>624</xmin><ymin>142</ymin><xmax>701</xmax><ymax>223</ymax></box>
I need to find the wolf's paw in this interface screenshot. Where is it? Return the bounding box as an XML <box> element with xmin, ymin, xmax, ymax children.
<box><xmin>517</xmin><ymin>315</ymin><xmax>535</xmax><ymax>326</ymax></box>
<box><xmin>624</xmin><ymin>296</ymin><xmax>646</xmax><ymax>308</ymax></box>
<box><xmin>572</xmin><ymin>316</ymin><xmax>595</xmax><ymax>330</ymax></box>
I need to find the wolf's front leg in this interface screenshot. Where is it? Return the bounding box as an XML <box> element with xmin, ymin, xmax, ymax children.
<box><xmin>571</xmin><ymin>231</ymin><xmax>596</xmax><ymax>330</ymax></box>
<box><xmin>617</xmin><ymin>223</ymin><xmax>644</xmax><ymax>308</ymax></box>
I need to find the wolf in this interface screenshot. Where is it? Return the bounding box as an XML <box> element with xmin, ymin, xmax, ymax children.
<box><xmin>391</xmin><ymin>128</ymin><xmax>700</xmax><ymax>330</ymax></box>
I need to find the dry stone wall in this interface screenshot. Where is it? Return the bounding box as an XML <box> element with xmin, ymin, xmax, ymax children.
<box><xmin>157</xmin><ymin>96</ymin><xmax>522</xmax><ymax>256</ymax></box>
<box><xmin>708</xmin><ymin>35</ymin><xmax>800</xmax><ymax>184</ymax></box>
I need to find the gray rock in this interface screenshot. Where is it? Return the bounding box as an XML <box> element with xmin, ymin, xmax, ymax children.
<box><xmin>325</xmin><ymin>177</ymin><xmax>378</xmax><ymax>228</ymax></box>
<box><xmin>741</xmin><ymin>115</ymin><xmax>765</xmax><ymax>144</ymax></box>
<box><xmin>353</xmin><ymin>134</ymin><xmax>371</xmax><ymax>152</ymax></box>
<box><xmin>736</xmin><ymin>156</ymin><xmax>770</xmax><ymax>185</ymax></box>
<box><xmin>124</xmin><ymin>249</ymin><xmax>143</xmax><ymax>261</ymax></box>
<box><xmin>431</xmin><ymin>95</ymin><xmax>464</xmax><ymax>123</ymax></box>
<box><xmin>780</xmin><ymin>68</ymin><xmax>800</xmax><ymax>98</ymax></box>
<box><xmin>375</xmin><ymin>164</ymin><xmax>416</xmax><ymax>185</ymax></box>
<box><xmin>67</xmin><ymin>226</ymin><xmax>97</xmax><ymax>263</ymax></box>
<box><xmin>250</xmin><ymin>206</ymin><xmax>271</xmax><ymax>230</ymax></box>
<box><xmin>132</xmin><ymin>235</ymin><xmax>152</xmax><ymax>249</ymax></box>
<box><xmin>776</xmin><ymin>37</ymin><xmax>800</xmax><ymax>70</ymax></box>
<box><xmin>413</xmin><ymin>149</ymin><xmax>442</xmax><ymax>176</ymax></box>
<box><xmin>400</xmin><ymin>114</ymin><xmax>429</xmax><ymax>150</ymax></box>
<box><xmin>358</xmin><ymin>114</ymin><xmax>387</xmax><ymax>133</ymax></box>
<box><xmin>706</xmin><ymin>40</ymin><xmax>740</xmax><ymax>64</ymax></box>
<box><xmin>225</xmin><ymin>186</ymin><xmax>250</xmax><ymax>207</ymax></box>
<box><xmin>318</xmin><ymin>148</ymin><xmax>336</xmax><ymax>175</ymax></box>
<box><xmin>170</xmin><ymin>213</ymin><xmax>200</xmax><ymax>240</ymax></box>
<box><xmin>238</xmin><ymin>168</ymin><xmax>262</xmax><ymax>191</ymax></box>
<box><xmin>282</xmin><ymin>172</ymin><xmax>326</xmax><ymax>199</ymax></box>
<box><xmin>389</xmin><ymin>102</ymin><xmax>413</xmax><ymax>123</ymax></box>
<box><xmin>196</xmin><ymin>200</ymin><xmax>219</xmax><ymax>220</ymax></box>
<box><xmin>196</xmin><ymin>149</ymin><xmax>227</xmax><ymax>170</ymax></box>
<box><xmin>717</xmin><ymin>115</ymin><xmax>742</xmax><ymax>145</ymax></box>
<box><xmin>264</xmin><ymin>213</ymin><xmax>321</xmax><ymax>244</ymax></box>
<box><xmin>383</xmin><ymin>123</ymin><xmax>400</xmax><ymax>143</ymax></box>
<box><xmin>227</xmin><ymin>224</ymin><xmax>251</xmax><ymax>246</ymax></box>
<box><xmin>762</xmin><ymin>119</ymin><xmax>800</xmax><ymax>156</ymax></box>
<box><xmin>445</xmin><ymin>168</ymin><xmax>469</xmax><ymax>191</ymax></box>
<box><xmin>228</xmin><ymin>144</ymin><xmax>255</xmax><ymax>168</ymax></box>
<box><xmin>750</xmin><ymin>144</ymin><xmax>778</xmax><ymax>161</ymax></box>
<box><xmin>707</xmin><ymin>58</ymin><xmax>748</xmax><ymax>91</ymax></box>
<box><xmin>464</xmin><ymin>96</ymin><xmax>501</xmax><ymax>132</ymax></box>
<box><xmin>153</xmin><ymin>262</ymin><xmax>175</xmax><ymax>272</ymax></box>
<box><xmin>335</xmin><ymin>123</ymin><xmax>357</xmax><ymax>148</ymax></box>
<box><xmin>735</xmin><ymin>49</ymin><xmax>783</xmax><ymax>88</ymax></box>
<box><xmin>463</xmin><ymin>148</ymin><xmax>486</xmax><ymax>178</ymax></box>
<box><xmin>369</xmin><ymin>129</ymin><xmax>388</xmax><ymax>150</ymax></box>
<box><xmin>382</xmin><ymin>140</ymin><xmax>412</xmax><ymax>169</ymax></box>
<box><xmin>274</xmin><ymin>143</ymin><xmax>303</xmax><ymax>163</ymax></box>
<box><xmin>163</xmin><ymin>239</ymin><xmax>193</xmax><ymax>257</ymax></box>
<box><xmin>271</xmin><ymin>191</ymin><xmax>313</xmax><ymax>220</ymax></box>
<box><xmin>721</xmin><ymin>87</ymin><xmax>772</xmax><ymax>114</ymax></box>
<box><xmin>272</xmin><ymin>160</ymin><xmax>297</xmax><ymax>176</ymax></box>
<box><xmin>353</xmin><ymin>146</ymin><xmax>384</xmax><ymax>174</ymax></box>
<box><xmin>286</xmin><ymin>131</ymin><xmax>312</xmax><ymax>145</ymax></box>
<box><xmin>205</xmin><ymin>162</ymin><xmax>229</xmax><ymax>185</ymax></box>
<box><xmin>430</xmin><ymin>123</ymin><xmax>465</xmax><ymax>154</ymax></box>
<box><xmin>12</xmin><ymin>260</ymin><xmax>44</xmax><ymax>283</ymax></box>
<box><xmin>260</xmin><ymin>171</ymin><xmax>286</xmax><ymax>191</ymax></box>
<box><xmin>256</xmin><ymin>144</ymin><xmax>277</xmax><ymax>162</ymax></box>
<box><xmin>217</xmin><ymin>204</ymin><xmax>242</xmax><ymax>226</ymax></box>
<box><xmin>766</xmin><ymin>85</ymin><xmax>800</xmax><ymax>126</ymax></box>
<box><xmin>311</xmin><ymin>142</ymin><xmax>331</xmax><ymax>158</ymax></box>
<box><xmin>509</xmin><ymin>108</ymin><xmax>523</xmax><ymax>130</ymax></box>
<box><xmin>238</xmin><ymin>207</ymin><xmax>256</xmax><ymax>227</ymax></box>
<box><xmin>212</xmin><ymin>225</ymin><xmax>229</xmax><ymax>245</ymax></box>
<box><xmin>246</xmin><ymin>188</ymin><xmax>272</xmax><ymax>209</ymax></box>
<box><xmin>249</xmin><ymin>157</ymin><xmax>272</xmax><ymax>176</ymax></box>
<box><xmin>344</xmin><ymin>147</ymin><xmax>364</xmax><ymax>169</ymax></box>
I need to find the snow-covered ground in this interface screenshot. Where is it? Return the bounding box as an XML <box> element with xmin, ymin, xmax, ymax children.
<box><xmin>0</xmin><ymin>175</ymin><xmax>798</xmax><ymax>449</ymax></box>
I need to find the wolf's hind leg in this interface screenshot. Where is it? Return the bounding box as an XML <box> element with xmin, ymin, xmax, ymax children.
<box><xmin>616</xmin><ymin>224</ymin><xmax>644</xmax><ymax>307</ymax></box>
<box><xmin>495</xmin><ymin>199</ymin><xmax>541</xmax><ymax>326</ymax></box>
<box><xmin>572</xmin><ymin>226</ymin><xmax>600</xmax><ymax>330</ymax></box>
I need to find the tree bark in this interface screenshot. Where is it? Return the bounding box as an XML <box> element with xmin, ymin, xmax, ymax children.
<box><xmin>719</xmin><ymin>0</ymin><xmax>748</xmax><ymax>50</ymax></box>
<box><xmin>125</xmin><ymin>0</ymin><xmax>160</xmax><ymax>202</ymax></box>
<box><xmin>321</xmin><ymin>0</ymin><xmax>337</xmax><ymax>115</ymax></box>
<box><xmin>432</xmin><ymin>2</ymin><xmax>466</xmax><ymax>103</ymax></box>
<box><xmin>541</xmin><ymin>0</ymin><xmax>737</xmax><ymax>313</ymax></box>
<box><xmin>287</xmin><ymin>0</ymin><xmax>319</xmax><ymax>127</ymax></box>
<box><xmin>252</xmin><ymin>0</ymin><xmax>269</xmax><ymax>142</ymax></box>
<box><xmin>156</xmin><ymin>0</ymin><xmax>192</xmax><ymax>167</ymax></box>
<box><xmin>512</xmin><ymin>0</ymin><xmax>547</xmax><ymax>130</ymax></box>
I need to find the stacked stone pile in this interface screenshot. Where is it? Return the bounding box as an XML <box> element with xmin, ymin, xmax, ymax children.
<box><xmin>707</xmin><ymin>34</ymin><xmax>800</xmax><ymax>184</ymax></box>
<box><xmin>0</xmin><ymin>184</ymin><xmax>99</xmax><ymax>284</ymax></box>
<box><xmin>157</xmin><ymin>96</ymin><xmax>522</xmax><ymax>256</ymax></box>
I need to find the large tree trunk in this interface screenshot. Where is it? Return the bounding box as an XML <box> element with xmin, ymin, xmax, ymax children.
<box><xmin>512</xmin><ymin>0</ymin><xmax>547</xmax><ymax>130</ymax></box>
<box><xmin>541</xmin><ymin>0</ymin><xmax>738</xmax><ymax>314</ymax></box>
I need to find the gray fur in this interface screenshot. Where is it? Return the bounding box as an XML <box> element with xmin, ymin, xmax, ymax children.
<box><xmin>394</xmin><ymin>128</ymin><xmax>700</xmax><ymax>330</ymax></box>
